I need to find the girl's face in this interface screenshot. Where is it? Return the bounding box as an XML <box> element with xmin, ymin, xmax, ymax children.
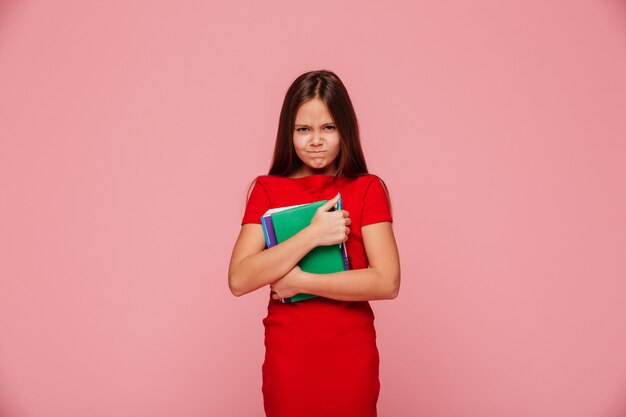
<box><xmin>292</xmin><ymin>97</ymin><xmax>341</xmax><ymax>177</ymax></box>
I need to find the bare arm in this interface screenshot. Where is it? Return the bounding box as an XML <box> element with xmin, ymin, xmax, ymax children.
<box><xmin>271</xmin><ymin>221</ymin><xmax>401</xmax><ymax>301</ymax></box>
<box><xmin>228</xmin><ymin>224</ymin><xmax>318</xmax><ymax>297</ymax></box>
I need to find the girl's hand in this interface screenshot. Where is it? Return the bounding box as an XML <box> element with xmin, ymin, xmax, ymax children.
<box><xmin>308</xmin><ymin>193</ymin><xmax>351</xmax><ymax>246</ymax></box>
<box><xmin>270</xmin><ymin>265</ymin><xmax>304</xmax><ymax>300</ymax></box>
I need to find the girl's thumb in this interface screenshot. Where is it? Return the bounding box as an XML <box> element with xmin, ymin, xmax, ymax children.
<box><xmin>321</xmin><ymin>193</ymin><xmax>340</xmax><ymax>210</ymax></box>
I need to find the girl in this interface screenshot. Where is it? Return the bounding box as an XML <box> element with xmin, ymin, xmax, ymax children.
<box><xmin>228</xmin><ymin>69</ymin><xmax>401</xmax><ymax>417</ymax></box>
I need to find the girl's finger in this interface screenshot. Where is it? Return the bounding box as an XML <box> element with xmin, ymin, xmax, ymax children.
<box><xmin>318</xmin><ymin>193</ymin><xmax>340</xmax><ymax>212</ymax></box>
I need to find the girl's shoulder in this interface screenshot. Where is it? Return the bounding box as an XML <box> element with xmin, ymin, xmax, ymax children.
<box><xmin>361</xmin><ymin>173</ymin><xmax>384</xmax><ymax>181</ymax></box>
<box><xmin>353</xmin><ymin>173</ymin><xmax>386</xmax><ymax>187</ymax></box>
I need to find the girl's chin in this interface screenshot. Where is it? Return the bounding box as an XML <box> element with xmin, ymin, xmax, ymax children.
<box><xmin>308</xmin><ymin>161</ymin><xmax>330</xmax><ymax>169</ymax></box>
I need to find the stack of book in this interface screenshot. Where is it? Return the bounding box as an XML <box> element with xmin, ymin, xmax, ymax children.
<box><xmin>260</xmin><ymin>194</ymin><xmax>351</xmax><ymax>303</ymax></box>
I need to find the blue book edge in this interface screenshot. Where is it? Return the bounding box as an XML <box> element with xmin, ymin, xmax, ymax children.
<box><xmin>261</xmin><ymin>216</ymin><xmax>271</xmax><ymax>248</ymax></box>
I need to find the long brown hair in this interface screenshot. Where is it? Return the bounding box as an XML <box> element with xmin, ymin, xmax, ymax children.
<box><xmin>245</xmin><ymin>70</ymin><xmax>392</xmax><ymax>216</ymax></box>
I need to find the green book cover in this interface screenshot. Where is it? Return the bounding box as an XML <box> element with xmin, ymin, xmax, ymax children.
<box><xmin>269</xmin><ymin>199</ymin><xmax>347</xmax><ymax>303</ymax></box>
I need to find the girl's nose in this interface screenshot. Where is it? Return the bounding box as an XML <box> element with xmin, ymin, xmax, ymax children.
<box><xmin>311</xmin><ymin>132</ymin><xmax>323</xmax><ymax>144</ymax></box>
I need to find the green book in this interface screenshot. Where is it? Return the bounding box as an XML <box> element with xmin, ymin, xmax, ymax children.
<box><xmin>261</xmin><ymin>197</ymin><xmax>350</xmax><ymax>303</ymax></box>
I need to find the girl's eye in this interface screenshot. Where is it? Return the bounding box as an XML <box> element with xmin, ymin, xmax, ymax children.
<box><xmin>295</xmin><ymin>126</ymin><xmax>334</xmax><ymax>132</ymax></box>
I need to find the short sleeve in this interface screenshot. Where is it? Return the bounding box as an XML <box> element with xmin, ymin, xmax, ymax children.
<box><xmin>241</xmin><ymin>177</ymin><xmax>271</xmax><ymax>226</ymax></box>
<box><xmin>361</xmin><ymin>175</ymin><xmax>393</xmax><ymax>226</ymax></box>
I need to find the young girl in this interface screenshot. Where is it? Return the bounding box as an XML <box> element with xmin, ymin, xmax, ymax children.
<box><xmin>228</xmin><ymin>69</ymin><xmax>401</xmax><ymax>417</ymax></box>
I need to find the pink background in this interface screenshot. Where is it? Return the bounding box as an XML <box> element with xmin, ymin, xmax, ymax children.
<box><xmin>1</xmin><ymin>1</ymin><xmax>625</xmax><ymax>416</ymax></box>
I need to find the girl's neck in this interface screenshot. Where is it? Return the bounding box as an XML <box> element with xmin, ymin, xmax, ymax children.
<box><xmin>290</xmin><ymin>165</ymin><xmax>338</xmax><ymax>179</ymax></box>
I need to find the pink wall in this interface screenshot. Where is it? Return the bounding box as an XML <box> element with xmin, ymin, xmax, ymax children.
<box><xmin>1</xmin><ymin>1</ymin><xmax>625</xmax><ymax>416</ymax></box>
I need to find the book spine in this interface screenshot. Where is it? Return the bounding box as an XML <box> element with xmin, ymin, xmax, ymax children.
<box><xmin>266</xmin><ymin>216</ymin><xmax>277</xmax><ymax>247</ymax></box>
<box><xmin>260</xmin><ymin>216</ymin><xmax>271</xmax><ymax>248</ymax></box>
<box><xmin>342</xmin><ymin>247</ymin><xmax>352</xmax><ymax>270</ymax></box>
<box><xmin>260</xmin><ymin>215</ymin><xmax>278</xmax><ymax>248</ymax></box>
<box><xmin>336</xmin><ymin>193</ymin><xmax>352</xmax><ymax>270</ymax></box>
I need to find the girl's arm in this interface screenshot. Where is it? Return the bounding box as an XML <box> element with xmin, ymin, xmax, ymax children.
<box><xmin>279</xmin><ymin>221</ymin><xmax>400</xmax><ymax>301</ymax></box>
<box><xmin>228</xmin><ymin>223</ymin><xmax>319</xmax><ymax>297</ymax></box>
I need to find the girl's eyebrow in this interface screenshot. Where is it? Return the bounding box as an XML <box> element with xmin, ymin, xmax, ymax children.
<box><xmin>294</xmin><ymin>122</ymin><xmax>335</xmax><ymax>127</ymax></box>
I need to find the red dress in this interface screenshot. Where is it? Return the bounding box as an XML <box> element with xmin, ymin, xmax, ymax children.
<box><xmin>241</xmin><ymin>173</ymin><xmax>393</xmax><ymax>417</ymax></box>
